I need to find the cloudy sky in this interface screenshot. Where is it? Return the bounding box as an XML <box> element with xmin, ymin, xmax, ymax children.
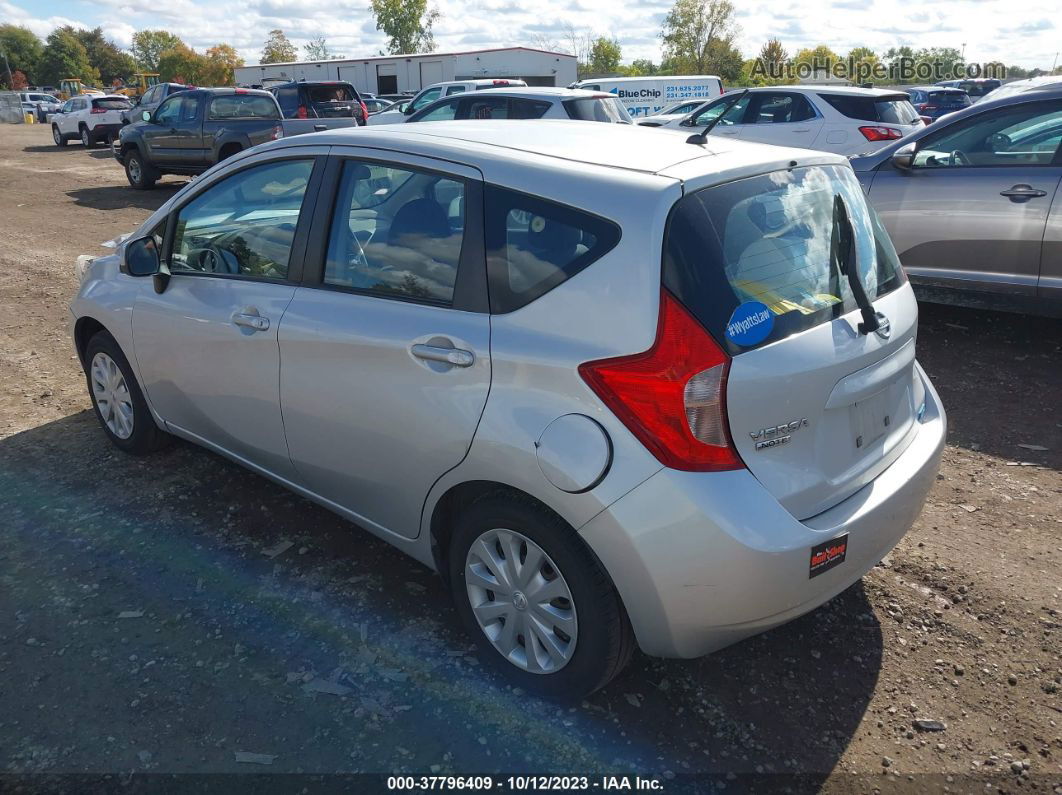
<box><xmin>2</xmin><ymin>0</ymin><xmax>1059</xmax><ymax>70</ymax></box>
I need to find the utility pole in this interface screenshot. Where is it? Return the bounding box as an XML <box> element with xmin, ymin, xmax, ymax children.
<box><xmin>1</xmin><ymin>45</ymin><xmax>13</xmax><ymax>90</ymax></box>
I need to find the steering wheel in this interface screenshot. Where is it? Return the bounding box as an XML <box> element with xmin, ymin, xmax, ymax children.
<box><xmin>947</xmin><ymin>149</ymin><xmax>971</xmax><ymax>166</ymax></box>
<box><xmin>187</xmin><ymin>245</ymin><xmax>228</xmax><ymax>273</ymax></box>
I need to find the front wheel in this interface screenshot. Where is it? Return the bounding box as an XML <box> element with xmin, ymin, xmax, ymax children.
<box><xmin>124</xmin><ymin>150</ymin><xmax>156</xmax><ymax>189</ymax></box>
<box><xmin>53</xmin><ymin>125</ymin><xmax>67</xmax><ymax>147</ymax></box>
<box><xmin>448</xmin><ymin>493</ymin><xmax>634</xmax><ymax>698</ymax></box>
<box><xmin>84</xmin><ymin>331</ymin><xmax>170</xmax><ymax>455</ymax></box>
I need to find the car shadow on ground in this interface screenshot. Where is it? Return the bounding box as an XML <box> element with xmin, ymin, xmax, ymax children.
<box><xmin>1</xmin><ymin>408</ymin><xmax>880</xmax><ymax>780</ymax></box>
<box><xmin>914</xmin><ymin>302</ymin><xmax>1061</xmax><ymax>469</ymax></box>
<box><xmin>23</xmin><ymin>144</ymin><xmax>113</xmax><ymax>159</ymax></box>
<box><xmin>65</xmin><ymin>183</ymin><xmax>185</xmax><ymax>212</ymax></box>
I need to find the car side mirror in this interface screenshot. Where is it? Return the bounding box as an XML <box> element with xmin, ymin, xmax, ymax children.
<box><xmin>124</xmin><ymin>237</ymin><xmax>161</xmax><ymax>277</ymax></box>
<box><xmin>403</xmin><ymin>103</ymin><xmax>415</xmax><ymax>115</ymax></box>
<box><xmin>680</xmin><ymin>118</ymin><xmax>694</xmax><ymax>127</ymax></box>
<box><xmin>141</xmin><ymin>110</ymin><xmax>151</xmax><ymax>122</ymax></box>
<box><xmin>891</xmin><ymin>142</ymin><xmax>917</xmax><ymax>170</ymax></box>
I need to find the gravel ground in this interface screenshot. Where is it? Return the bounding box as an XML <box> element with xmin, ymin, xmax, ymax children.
<box><xmin>0</xmin><ymin>123</ymin><xmax>1059</xmax><ymax>792</ymax></box>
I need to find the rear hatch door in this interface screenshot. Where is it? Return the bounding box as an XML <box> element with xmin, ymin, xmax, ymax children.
<box><xmin>92</xmin><ymin>97</ymin><xmax>132</xmax><ymax>126</ymax></box>
<box><xmin>664</xmin><ymin>163</ymin><xmax>925</xmax><ymax>519</ymax></box>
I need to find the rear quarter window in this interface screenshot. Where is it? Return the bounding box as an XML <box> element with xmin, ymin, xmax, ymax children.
<box><xmin>819</xmin><ymin>93</ymin><xmax>919</xmax><ymax>124</ymax></box>
<box><xmin>563</xmin><ymin>97</ymin><xmax>632</xmax><ymax>123</ymax></box>
<box><xmin>485</xmin><ymin>186</ymin><xmax>620</xmax><ymax>313</ymax></box>
<box><xmin>208</xmin><ymin>95</ymin><xmax>280</xmax><ymax>120</ymax></box>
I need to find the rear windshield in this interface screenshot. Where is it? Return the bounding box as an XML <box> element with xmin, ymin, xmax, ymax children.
<box><xmin>818</xmin><ymin>93</ymin><xmax>919</xmax><ymax>124</ymax></box>
<box><xmin>563</xmin><ymin>97</ymin><xmax>632</xmax><ymax>123</ymax></box>
<box><xmin>306</xmin><ymin>84</ymin><xmax>355</xmax><ymax>104</ymax></box>
<box><xmin>93</xmin><ymin>98</ymin><xmax>132</xmax><ymax>110</ymax></box>
<box><xmin>663</xmin><ymin>165</ymin><xmax>906</xmax><ymax>353</ymax></box>
<box><xmin>928</xmin><ymin>91</ymin><xmax>971</xmax><ymax>106</ymax></box>
<box><xmin>208</xmin><ymin>95</ymin><xmax>280</xmax><ymax>120</ymax></box>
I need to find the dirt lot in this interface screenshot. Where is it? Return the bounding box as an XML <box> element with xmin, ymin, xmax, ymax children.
<box><xmin>0</xmin><ymin>123</ymin><xmax>1059</xmax><ymax>791</ymax></box>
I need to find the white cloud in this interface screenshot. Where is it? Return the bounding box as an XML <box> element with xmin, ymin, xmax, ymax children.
<box><xmin>2</xmin><ymin>0</ymin><xmax>1060</xmax><ymax>70</ymax></box>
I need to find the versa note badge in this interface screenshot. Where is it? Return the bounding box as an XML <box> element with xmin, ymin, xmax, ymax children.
<box><xmin>750</xmin><ymin>418</ymin><xmax>808</xmax><ymax>450</ymax></box>
<box><xmin>809</xmin><ymin>534</ymin><xmax>848</xmax><ymax>578</ymax></box>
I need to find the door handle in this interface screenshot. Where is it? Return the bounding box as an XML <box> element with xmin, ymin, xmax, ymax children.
<box><xmin>792</xmin><ymin>128</ymin><xmax>810</xmax><ymax>133</ymax></box>
<box><xmin>232</xmin><ymin>312</ymin><xmax>270</xmax><ymax>331</ymax></box>
<box><xmin>1000</xmin><ymin>184</ymin><xmax>1047</xmax><ymax>201</ymax></box>
<box><xmin>411</xmin><ymin>343</ymin><xmax>474</xmax><ymax>367</ymax></box>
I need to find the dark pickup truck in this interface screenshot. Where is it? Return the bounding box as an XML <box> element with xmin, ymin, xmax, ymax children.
<box><xmin>114</xmin><ymin>87</ymin><xmax>285</xmax><ymax>189</ymax></box>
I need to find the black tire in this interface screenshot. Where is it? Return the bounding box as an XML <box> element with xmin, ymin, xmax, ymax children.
<box><xmin>124</xmin><ymin>150</ymin><xmax>157</xmax><ymax>190</ymax></box>
<box><xmin>80</xmin><ymin>125</ymin><xmax>93</xmax><ymax>148</ymax></box>
<box><xmin>448</xmin><ymin>492</ymin><xmax>635</xmax><ymax>699</ymax></box>
<box><xmin>83</xmin><ymin>331</ymin><xmax>170</xmax><ymax>455</ymax></box>
<box><xmin>53</xmin><ymin>125</ymin><xmax>67</xmax><ymax>147</ymax></box>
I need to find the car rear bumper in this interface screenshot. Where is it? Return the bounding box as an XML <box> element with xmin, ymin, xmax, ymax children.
<box><xmin>89</xmin><ymin>123</ymin><xmax>121</xmax><ymax>139</ymax></box>
<box><xmin>579</xmin><ymin>361</ymin><xmax>946</xmax><ymax>658</ymax></box>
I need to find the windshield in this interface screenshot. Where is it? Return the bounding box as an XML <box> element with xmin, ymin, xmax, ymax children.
<box><xmin>563</xmin><ymin>97</ymin><xmax>632</xmax><ymax>123</ymax></box>
<box><xmin>663</xmin><ymin>165</ymin><xmax>905</xmax><ymax>353</ymax></box>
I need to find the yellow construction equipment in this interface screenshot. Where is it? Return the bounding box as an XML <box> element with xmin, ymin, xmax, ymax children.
<box><xmin>114</xmin><ymin>73</ymin><xmax>160</xmax><ymax>99</ymax></box>
<box><xmin>59</xmin><ymin>79</ymin><xmax>105</xmax><ymax>100</ymax></box>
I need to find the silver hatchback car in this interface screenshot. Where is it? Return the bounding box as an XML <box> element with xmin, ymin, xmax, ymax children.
<box><xmin>71</xmin><ymin>122</ymin><xmax>946</xmax><ymax>697</ymax></box>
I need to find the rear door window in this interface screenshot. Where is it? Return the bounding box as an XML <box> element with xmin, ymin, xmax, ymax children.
<box><xmin>464</xmin><ymin>96</ymin><xmax>509</xmax><ymax>119</ymax></box>
<box><xmin>748</xmin><ymin>93</ymin><xmax>816</xmax><ymax>123</ymax></box>
<box><xmin>485</xmin><ymin>186</ymin><xmax>620</xmax><ymax>312</ymax></box>
<box><xmin>511</xmin><ymin>99</ymin><xmax>551</xmax><ymax>119</ymax></box>
<box><xmin>93</xmin><ymin>98</ymin><xmax>132</xmax><ymax>111</ymax></box>
<box><xmin>324</xmin><ymin>160</ymin><xmax>467</xmax><ymax>305</ymax></box>
<box><xmin>663</xmin><ymin>164</ymin><xmax>905</xmax><ymax>353</ymax></box>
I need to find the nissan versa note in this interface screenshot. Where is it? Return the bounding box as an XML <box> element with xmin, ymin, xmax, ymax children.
<box><xmin>70</xmin><ymin>122</ymin><xmax>946</xmax><ymax>697</ymax></box>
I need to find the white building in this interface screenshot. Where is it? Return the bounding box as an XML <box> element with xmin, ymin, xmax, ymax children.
<box><xmin>234</xmin><ymin>47</ymin><xmax>578</xmax><ymax>96</ymax></box>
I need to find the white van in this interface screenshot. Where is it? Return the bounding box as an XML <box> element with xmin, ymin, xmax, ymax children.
<box><xmin>570</xmin><ymin>76</ymin><xmax>723</xmax><ymax>118</ymax></box>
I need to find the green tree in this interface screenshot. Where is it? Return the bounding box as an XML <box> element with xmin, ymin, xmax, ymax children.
<box><xmin>132</xmin><ymin>30</ymin><xmax>184</xmax><ymax>72</ymax></box>
<box><xmin>0</xmin><ymin>24</ymin><xmax>43</xmax><ymax>85</ymax></box>
<box><xmin>630</xmin><ymin>58</ymin><xmax>658</xmax><ymax>75</ymax></box>
<box><xmin>303</xmin><ymin>35</ymin><xmax>341</xmax><ymax>61</ymax></box>
<box><xmin>661</xmin><ymin>0</ymin><xmax>740</xmax><ymax>76</ymax></box>
<box><xmin>158</xmin><ymin>43</ymin><xmax>208</xmax><ymax>84</ymax></box>
<box><xmin>204</xmin><ymin>43</ymin><xmax>243</xmax><ymax>85</ymax></box>
<box><xmin>370</xmin><ymin>0</ymin><xmax>440</xmax><ymax>54</ymax></box>
<box><xmin>38</xmin><ymin>28</ymin><xmax>99</xmax><ymax>87</ymax></box>
<box><xmin>261</xmin><ymin>29</ymin><xmax>298</xmax><ymax>64</ymax></box>
<box><xmin>66</xmin><ymin>27</ymin><xmax>136</xmax><ymax>86</ymax></box>
<box><xmin>587</xmin><ymin>37</ymin><xmax>621</xmax><ymax>74</ymax></box>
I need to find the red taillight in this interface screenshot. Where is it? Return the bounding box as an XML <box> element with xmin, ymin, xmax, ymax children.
<box><xmin>578</xmin><ymin>290</ymin><xmax>743</xmax><ymax>472</ymax></box>
<box><xmin>90</xmin><ymin>107</ymin><xmax>106</xmax><ymax>114</ymax></box>
<box><xmin>296</xmin><ymin>105</ymin><xmax>308</xmax><ymax>119</ymax></box>
<box><xmin>271</xmin><ymin>124</ymin><xmax>283</xmax><ymax>140</ymax></box>
<box><xmin>359</xmin><ymin>100</ymin><xmax>368</xmax><ymax>120</ymax></box>
<box><xmin>858</xmin><ymin>125</ymin><xmax>903</xmax><ymax>141</ymax></box>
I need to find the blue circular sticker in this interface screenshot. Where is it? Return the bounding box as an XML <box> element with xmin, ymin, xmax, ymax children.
<box><xmin>725</xmin><ymin>301</ymin><xmax>774</xmax><ymax>346</ymax></box>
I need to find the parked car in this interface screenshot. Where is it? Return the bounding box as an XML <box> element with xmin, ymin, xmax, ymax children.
<box><xmin>935</xmin><ymin>78</ymin><xmax>1001</xmax><ymax>101</ymax></box>
<box><xmin>646</xmin><ymin>86</ymin><xmax>924</xmax><ymax>155</ymax></box>
<box><xmin>904</xmin><ymin>86</ymin><xmax>971</xmax><ymax>121</ymax></box>
<box><xmin>18</xmin><ymin>91</ymin><xmax>62</xmax><ymax>122</ymax></box>
<box><xmin>266</xmin><ymin>80</ymin><xmax>368</xmax><ymax>127</ymax></box>
<box><xmin>982</xmin><ymin>75</ymin><xmax>1062</xmax><ymax>103</ymax></box>
<box><xmin>364</xmin><ymin>97</ymin><xmax>394</xmax><ymax>114</ymax></box>
<box><xmin>851</xmin><ymin>85</ymin><xmax>1062</xmax><ymax>316</ymax></box>
<box><xmin>121</xmin><ymin>82</ymin><xmax>191</xmax><ymax>125</ymax></box>
<box><xmin>71</xmin><ymin>120</ymin><xmax>945</xmax><ymax>696</ymax></box>
<box><xmin>369</xmin><ymin>78</ymin><xmax>528</xmax><ymax>125</ymax></box>
<box><xmin>52</xmin><ymin>94</ymin><xmax>133</xmax><ymax>148</ymax></box>
<box><xmin>638</xmin><ymin>98</ymin><xmax>718</xmax><ymax>127</ymax></box>
<box><xmin>571</xmin><ymin>75</ymin><xmax>723</xmax><ymax>118</ymax></box>
<box><xmin>378</xmin><ymin>93</ymin><xmax>414</xmax><ymax>103</ymax></box>
<box><xmin>401</xmin><ymin>87</ymin><xmax>632</xmax><ymax>124</ymax></box>
<box><xmin>114</xmin><ymin>88</ymin><xmax>283</xmax><ymax>189</ymax></box>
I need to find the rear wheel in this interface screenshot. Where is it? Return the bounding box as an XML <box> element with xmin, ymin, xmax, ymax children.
<box><xmin>124</xmin><ymin>150</ymin><xmax>156</xmax><ymax>190</ymax></box>
<box><xmin>448</xmin><ymin>493</ymin><xmax>634</xmax><ymax>698</ymax></box>
<box><xmin>80</xmin><ymin>125</ymin><xmax>92</xmax><ymax>147</ymax></box>
<box><xmin>84</xmin><ymin>331</ymin><xmax>170</xmax><ymax>455</ymax></box>
<box><xmin>53</xmin><ymin>125</ymin><xmax>67</xmax><ymax>147</ymax></box>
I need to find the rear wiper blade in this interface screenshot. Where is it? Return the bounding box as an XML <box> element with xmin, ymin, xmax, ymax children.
<box><xmin>831</xmin><ymin>194</ymin><xmax>880</xmax><ymax>335</ymax></box>
<box><xmin>686</xmin><ymin>89</ymin><xmax>749</xmax><ymax>145</ymax></box>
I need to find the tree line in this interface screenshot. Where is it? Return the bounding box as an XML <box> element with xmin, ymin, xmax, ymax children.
<box><xmin>3</xmin><ymin>0</ymin><xmax>1059</xmax><ymax>91</ymax></box>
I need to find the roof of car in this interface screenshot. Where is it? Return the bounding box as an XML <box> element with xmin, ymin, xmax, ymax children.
<box><xmin>906</xmin><ymin>85</ymin><xmax>967</xmax><ymax>92</ymax></box>
<box><xmin>185</xmin><ymin>87</ymin><xmax>274</xmax><ymax>97</ymax></box>
<box><xmin>429</xmin><ymin>87</ymin><xmax>611</xmax><ymax>101</ymax></box>
<box><xmin>744</xmin><ymin>85</ymin><xmax>910</xmax><ymax>98</ymax></box>
<box><xmin>270</xmin><ymin>119</ymin><xmax>846</xmax><ymax>177</ymax></box>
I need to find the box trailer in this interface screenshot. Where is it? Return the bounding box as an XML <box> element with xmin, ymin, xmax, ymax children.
<box><xmin>235</xmin><ymin>47</ymin><xmax>577</xmax><ymax>97</ymax></box>
<box><xmin>571</xmin><ymin>76</ymin><xmax>724</xmax><ymax>118</ymax></box>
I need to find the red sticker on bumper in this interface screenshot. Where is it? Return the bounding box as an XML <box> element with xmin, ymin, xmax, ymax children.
<box><xmin>809</xmin><ymin>534</ymin><xmax>848</xmax><ymax>578</ymax></box>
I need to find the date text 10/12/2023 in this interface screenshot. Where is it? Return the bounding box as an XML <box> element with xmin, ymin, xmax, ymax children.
<box><xmin>386</xmin><ymin>776</ymin><xmax>665</xmax><ymax>791</ymax></box>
